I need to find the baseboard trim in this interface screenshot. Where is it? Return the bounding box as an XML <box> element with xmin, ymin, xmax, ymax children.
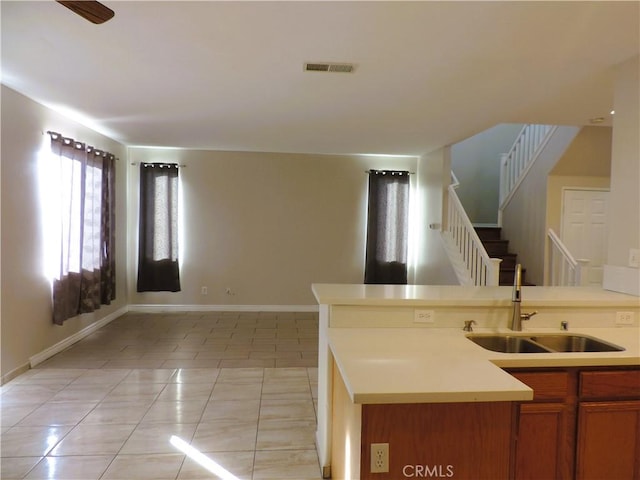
<box><xmin>29</xmin><ymin>306</ymin><xmax>129</xmax><ymax>368</ymax></box>
<box><xmin>127</xmin><ymin>304</ymin><xmax>320</xmax><ymax>313</ymax></box>
<box><xmin>472</xmin><ymin>223</ymin><xmax>500</xmax><ymax>228</ymax></box>
<box><xmin>1</xmin><ymin>362</ymin><xmax>31</xmax><ymax>385</ymax></box>
<box><xmin>15</xmin><ymin>304</ymin><xmax>317</xmax><ymax>378</ymax></box>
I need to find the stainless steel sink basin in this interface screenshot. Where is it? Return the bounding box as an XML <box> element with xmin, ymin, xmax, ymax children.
<box><xmin>467</xmin><ymin>335</ymin><xmax>551</xmax><ymax>353</ymax></box>
<box><xmin>467</xmin><ymin>334</ymin><xmax>625</xmax><ymax>353</ymax></box>
<box><xmin>529</xmin><ymin>335</ymin><xmax>625</xmax><ymax>352</ymax></box>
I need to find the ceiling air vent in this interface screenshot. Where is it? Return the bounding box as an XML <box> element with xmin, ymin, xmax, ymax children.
<box><xmin>305</xmin><ymin>62</ymin><xmax>355</xmax><ymax>73</ymax></box>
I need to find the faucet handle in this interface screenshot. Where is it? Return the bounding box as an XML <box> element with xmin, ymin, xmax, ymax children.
<box><xmin>521</xmin><ymin>311</ymin><xmax>538</xmax><ymax>321</ymax></box>
<box><xmin>463</xmin><ymin>320</ymin><xmax>477</xmax><ymax>332</ymax></box>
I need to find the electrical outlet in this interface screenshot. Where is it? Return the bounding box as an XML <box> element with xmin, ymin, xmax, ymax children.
<box><xmin>615</xmin><ymin>311</ymin><xmax>635</xmax><ymax>326</ymax></box>
<box><xmin>629</xmin><ymin>249</ymin><xmax>640</xmax><ymax>268</ymax></box>
<box><xmin>370</xmin><ymin>443</ymin><xmax>389</xmax><ymax>473</ymax></box>
<box><xmin>414</xmin><ymin>309</ymin><xmax>435</xmax><ymax>323</ymax></box>
<box><xmin>200</xmin><ymin>286</ymin><xmax>208</xmax><ymax>295</ymax></box>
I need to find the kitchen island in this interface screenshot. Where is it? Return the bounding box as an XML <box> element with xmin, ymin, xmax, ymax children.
<box><xmin>312</xmin><ymin>284</ymin><xmax>640</xmax><ymax>479</ymax></box>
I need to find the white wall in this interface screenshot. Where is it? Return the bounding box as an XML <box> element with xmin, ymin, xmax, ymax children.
<box><xmin>549</xmin><ymin>126</ymin><xmax>612</xmax><ymax>178</ymax></box>
<box><xmin>451</xmin><ymin>124</ymin><xmax>523</xmax><ymax>224</ymax></box>
<box><xmin>127</xmin><ymin>148</ymin><xmax>420</xmax><ymax>307</ymax></box>
<box><xmin>414</xmin><ymin>148</ymin><xmax>458</xmax><ymax>285</ymax></box>
<box><xmin>501</xmin><ymin>126</ymin><xmax>579</xmax><ymax>285</ymax></box>
<box><xmin>604</xmin><ymin>55</ymin><xmax>640</xmax><ymax>295</ymax></box>
<box><xmin>0</xmin><ymin>86</ymin><xmax>129</xmax><ymax>381</ymax></box>
<box><xmin>0</xmin><ymin>85</ymin><xmax>459</xmax><ymax>380</ymax></box>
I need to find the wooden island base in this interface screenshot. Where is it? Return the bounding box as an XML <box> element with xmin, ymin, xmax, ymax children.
<box><xmin>332</xmin><ymin>366</ymin><xmax>513</xmax><ymax>480</ymax></box>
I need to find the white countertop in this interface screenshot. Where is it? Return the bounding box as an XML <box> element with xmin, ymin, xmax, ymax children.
<box><xmin>313</xmin><ymin>284</ymin><xmax>640</xmax><ymax>308</ymax></box>
<box><xmin>328</xmin><ymin>326</ymin><xmax>640</xmax><ymax>405</ymax></box>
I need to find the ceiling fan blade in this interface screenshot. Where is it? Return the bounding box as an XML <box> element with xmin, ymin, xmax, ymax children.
<box><xmin>56</xmin><ymin>1</ymin><xmax>114</xmax><ymax>24</ymax></box>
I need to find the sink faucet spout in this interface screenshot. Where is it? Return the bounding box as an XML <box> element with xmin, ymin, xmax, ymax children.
<box><xmin>511</xmin><ymin>264</ymin><xmax>522</xmax><ymax>330</ymax></box>
<box><xmin>510</xmin><ymin>264</ymin><xmax>538</xmax><ymax>330</ymax></box>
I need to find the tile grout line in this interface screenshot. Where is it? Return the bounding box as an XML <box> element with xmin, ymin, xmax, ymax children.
<box><xmin>16</xmin><ymin>368</ymin><xmax>137</xmax><ymax>480</ymax></box>
<box><xmin>96</xmin><ymin>368</ymin><xmax>182</xmax><ymax>480</ymax></box>
<box><xmin>4</xmin><ymin>312</ymin><xmax>320</xmax><ymax>479</ymax></box>
<box><xmin>173</xmin><ymin>366</ymin><xmax>222</xmax><ymax>480</ymax></box>
<box><xmin>251</xmin><ymin>370</ymin><xmax>266</xmax><ymax>480</ymax></box>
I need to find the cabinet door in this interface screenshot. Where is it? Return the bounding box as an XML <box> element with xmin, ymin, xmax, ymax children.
<box><xmin>576</xmin><ymin>400</ymin><xmax>640</xmax><ymax>480</ymax></box>
<box><xmin>514</xmin><ymin>402</ymin><xmax>573</xmax><ymax>480</ymax></box>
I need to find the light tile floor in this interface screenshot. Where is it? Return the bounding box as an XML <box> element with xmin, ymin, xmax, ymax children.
<box><xmin>1</xmin><ymin>312</ymin><xmax>322</xmax><ymax>480</ymax></box>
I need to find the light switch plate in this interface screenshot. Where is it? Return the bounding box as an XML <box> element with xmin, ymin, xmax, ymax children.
<box><xmin>629</xmin><ymin>249</ymin><xmax>640</xmax><ymax>268</ymax></box>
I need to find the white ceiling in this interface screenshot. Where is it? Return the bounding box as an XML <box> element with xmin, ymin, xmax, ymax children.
<box><xmin>2</xmin><ymin>1</ymin><xmax>638</xmax><ymax>156</ymax></box>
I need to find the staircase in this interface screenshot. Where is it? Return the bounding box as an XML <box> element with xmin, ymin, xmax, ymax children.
<box><xmin>475</xmin><ymin>227</ymin><xmax>533</xmax><ymax>286</ymax></box>
<box><xmin>443</xmin><ymin>124</ymin><xmax>572</xmax><ymax>287</ymax></box>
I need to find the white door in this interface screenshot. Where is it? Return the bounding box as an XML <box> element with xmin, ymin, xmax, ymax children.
<box><xmin>561</xmin><ymin>189</ymin><xmax>609</xmax><ymax>286</ymax></box>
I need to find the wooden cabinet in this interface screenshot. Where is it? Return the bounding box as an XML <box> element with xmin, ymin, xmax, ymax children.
<box><xmin>579</xmin><ymin>370</ymin><xmax>640</xmax><ymax>399</ymax></box>
<box><xmin>576</xmin><ymin>369</ymin><xmax>640</xmax><ymax>480</ymax></box>
<box><xmin>331</xmin><ymin>363</ymin><xmax>514</xmax><ymax>480</ymax></box>
<box><xmin>360</xmin><ymin>401</ymin><xmax>513</xmax><ymax>480</ymax></box>
<box><xmin>514</xmin><ymin>402</ymin><xmax>573</xmax><ymax>479</ymax></box>
<box><xmin>576</xmin><ymin>400</ymin><xmax>640</xmax><ymax>479</ymax></box>
<box><xmin>510</xmin><ymin>370</ymin><xmax>575</xmax><ymax>480</ymax></box>
<box><xmin>333</xmin><ymin>366</ymin><xmax>639</xmax><ymax>480</ymax></box>
<box><xmin>509</xmin><ymin>367</ymin><xmax>640</xmax><ymax>480</ymax></box>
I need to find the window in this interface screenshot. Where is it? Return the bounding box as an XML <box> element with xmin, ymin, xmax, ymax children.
<box><xmin>136</xmin><ymin>163</ymin><xmax>181</xmax><ymax>292</ymax></box>
<box><xmin>45</xmin><ymin>132</ymin><xmax>116</xmax><ymax>325</ymax></box>
<box><xmin>364</xmin><ymin>170</ymin><xmax>410</xmax><ymax>284</ymax></box>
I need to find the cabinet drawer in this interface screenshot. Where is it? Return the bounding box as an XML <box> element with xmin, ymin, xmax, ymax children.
<box><xmin>511</xmin><ymin>371</ymin><xmax>570</xmax><ymax>401</ymax></box>
<box><xmin>580</xmin><ymin>370</ymin><xmax>640</xmax><ymax>399</ymax></box>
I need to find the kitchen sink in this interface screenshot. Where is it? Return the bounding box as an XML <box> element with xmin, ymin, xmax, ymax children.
<box><xmin>467</xmin><ymin>334</ymin><xmax>625</xmax><ymax>353</ymax></box>
<box><xmin>529</xmin><ymin>335</ymin><xmax>625</xmax><ymax>352</ymax></box>
<box><xmin>467</xmin><ymin>335</ymin><xmax>551</xmax><ymax>353</ymax></box>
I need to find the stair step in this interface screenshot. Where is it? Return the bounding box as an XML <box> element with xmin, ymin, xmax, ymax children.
<box><xmin>482</xmin><ymin>239</ymin><xmax>510</xmax><ymax>256</ymax></box>
<box><xmin>499</xmin><ymin>267</ymin><xmax>535</xmax><ymax>286</ymax></box>
<box><xmin>470</xmin><ymin>226</ymin><xmax>535</xmax><ymax>286</ymax></box>
<box><xmin>495</xmin><ymin>253</ymin><xmax>517</xmax><ymax>270</ymax></box>
<box><xmin>475</xmin><ymin>226</ymin><xmax>502</xmax><ymax>241</ymax></box>
<box><xmin>499</xmin><ymin>270</ymin><xmax>518</xmax><ymax>286</ymax></box>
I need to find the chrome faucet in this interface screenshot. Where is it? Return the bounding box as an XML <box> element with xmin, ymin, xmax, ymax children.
<box><xmin>511</xmin><ymin>264</ymin><xmax>537</xmax><ymax>331</ymax></box>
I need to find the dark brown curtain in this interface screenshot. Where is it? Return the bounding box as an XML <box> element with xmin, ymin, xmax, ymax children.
<box><xmin>137</xmin><ymin>163</ymin><xmax>181</xmax><ymax>292</ymax></box>
<box><xmin>49</xmin><ymin>133</ymin><xmax>116</xmax><ymax>325</ymax></box>
<box><xmin>364</xmin><ymin>170</ymin><xmax>410</xmax><ymax>284</ymax></box>
<box><xmin>100</xmin><ymin>152</ymin><xmax>116</xmax><ymax>303</ymax></box>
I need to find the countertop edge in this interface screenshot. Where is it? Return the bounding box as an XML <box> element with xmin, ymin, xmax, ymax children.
<box><xmin>312</xmin><ymin>284</ymin><xmax>640</xmax><ymax>308</ymax></box>
<box><xmin>328</xmin><ymin>327</ymin><xmax>640</xmax><ymax>405</ymax></box>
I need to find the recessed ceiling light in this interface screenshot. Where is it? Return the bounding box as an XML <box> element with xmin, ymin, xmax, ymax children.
<box><xmin>610</xmin><ymin>110</ymin><xmax>615</xmax><ymax>115</ymax></box>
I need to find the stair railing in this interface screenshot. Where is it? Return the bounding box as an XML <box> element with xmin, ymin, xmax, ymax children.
<box><xmin>500</xmin><ymin>124</ymin><xmax>555</xmax><ymax>209</ymax></box>
<box><xmin>547</xmin><ymin>228</ymin><xmax>589</xmax><ymax>286</ymax></box>
<box><xmin>443</xmin><ymin>173</ymin><xmax>502</xmax><ymax>286</ymax></box>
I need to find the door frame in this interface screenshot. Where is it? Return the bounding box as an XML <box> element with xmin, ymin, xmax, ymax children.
<box><xmin>560</xmin><ymin>187</ymin><xmax>610</xmax><ymax>286</ymax></box>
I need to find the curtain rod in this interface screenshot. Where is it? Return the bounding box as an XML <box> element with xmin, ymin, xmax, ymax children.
<box><xmin>131</xmin><ymin>162</ymin><xmax>186</xmax><ymax>168</ymax></box>
<box><xmin>45</xmin><ymin>130</ymin><xmax>119</xmax><ymax>161</ymax></box>
<box><xmin>365</xmin><ymin>169</ymin><xmax>415</xmax><ymax>175</ymax></box>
